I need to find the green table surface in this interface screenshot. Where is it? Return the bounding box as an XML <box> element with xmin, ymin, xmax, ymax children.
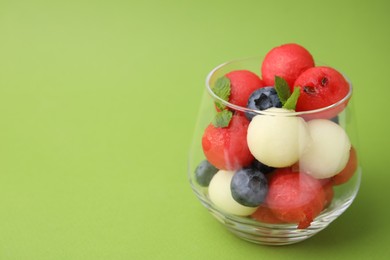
<box><xmin>1</xmin><ymin>0</ymin><xmax>389</xmax><ymax>259</ymax></box>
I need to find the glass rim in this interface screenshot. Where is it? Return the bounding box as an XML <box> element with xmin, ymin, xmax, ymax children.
<box><xmin>205</xmin><ymin>56</ymin><xmax>353</xmax><ymax>117</ymax></box>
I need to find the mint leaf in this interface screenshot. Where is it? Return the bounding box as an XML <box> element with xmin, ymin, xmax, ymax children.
<box><xmin>212</xmin><ymin>76</ymin><xmax>231</xmax><ymax>110</ymax></box>
<box><xmin>283</xmin><ymin>87</ymin><xmax>300</xmax><ymax>110</ymax></box>
<box><xmin>212</xmin><ymin>110</ymin><xmax>233</xmax><ymax>128</ymax></box>
<box><xmin>274</xmin><ymin>76</ymin><xmax>290</xmax><ymax>105</ymax></box>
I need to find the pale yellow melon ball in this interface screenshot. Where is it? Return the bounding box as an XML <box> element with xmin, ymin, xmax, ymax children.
<box><xmin>299</xmin><ymin>119</ymin><xmax>351</xmax><ymax>179</ymax></box>
<box><xmin>208</xmin><ymin>170</ymin><xmax>258</xmax><ymax>216</ymax></box>
<box><xmin>247</xmin><ymin>108</ymin><xmax>311</xmax><ymax>168</ymax></box>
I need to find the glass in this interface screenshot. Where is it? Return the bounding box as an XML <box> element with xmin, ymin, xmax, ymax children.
<box><xmin>187</xmin><ymin>56</ymin><xmax>362</xmax><ymax>245</ymax></box>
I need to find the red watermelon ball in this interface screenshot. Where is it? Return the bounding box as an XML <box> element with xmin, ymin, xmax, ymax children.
<box><xmin>261</xmin><ymin>43</ymin><xmax>315</xmax><ymax>87</ymax></box>
<box><xmin>320</xmin><ymin>179</ymin><xmax>335</xmax><ymax>209</ymax></box>
<box><xmin>265</xmin><ymin>168</ymin><xmax>326</xmax><ymax>229</ymax></box>
<box><xmin>332</xmin><ymin>146</ymin><xmax>358</xmax><ymax>185</ymax></box>
<box><xmin>251</xmin><ymin>205</ymin><xmax>285</xmax><ymax>224</ymax></box>
<box><xmin>225</xmin><ymin>70</ymin><xmax>265</xmax><ymax>107</ymax></box>
<box><xmin>202</xmin><ymin>115</ymin><xmax>254</xmax><ymax>170</ymax></box>
<box><xmin>293</xmin><ymin>66</ymin><xmax>350</xmax><ymax>112</ymax></box>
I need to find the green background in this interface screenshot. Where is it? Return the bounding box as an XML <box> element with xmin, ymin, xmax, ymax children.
<box><xmin>0</xmin><ymin>0</ymin><xmax>389</xmax><ymax>259</ymax></box>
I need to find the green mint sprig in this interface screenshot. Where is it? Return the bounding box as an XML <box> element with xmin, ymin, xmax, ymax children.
<box><xmin>212</xmin><ymin>110</ymin><xmax>233</xmax><ymax>128</ymax></box>
<box><xmin>283</xmin><ymin>87</ymin><xmax>300</xmax><ymax>110</ymax></box>
<box><xmin>212</xmin><ymin>76</ymin><xmax>231</xmax><ymax>111</ymax></box>
<box><xmin>210</xmin><ymin>76</ymin><xmax>233</xmax><ymax>128</ymax></box>
<box><xmin>274</xmin><ymin>76</ymin><xmax>300</xmax><ymax>110</ymax></box>
<box><xmin>274</xmin><ymin>76</ymin><xmax>291</xmax><ymax>105</ymax></box>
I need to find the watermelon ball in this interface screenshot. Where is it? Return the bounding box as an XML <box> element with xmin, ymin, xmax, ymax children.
<box><xmin>251</xmin><ymin>205</ymin><xmax>285</xmax><ymax>224</ymax></box>
<box><xmin>209</xmin><ymin>170</ymin><xmax>258</xmax><ymax>216</ymax></box>
<box><xmin>225</xmin><ymin>70</ymin><xmax>265</xmax><ymax>107</ymax></box>
<box><xmin>266</xmin><ymin>168</ymin><xmax>326</xmax><ymax>229</ymax></box>
<box><xmin>332</xmin><ymin>146</ymin><xmax>358</xmax><ymax>185</ymax></box>
<box><xmin>293</xmin><ymin>66</ymin><xmax>350</xmax><ymax>113</ymax></box>
<box><xmin>261</xmin><ymin>43</ymin><xmax>315</xmax><ymax>87</ymax></box>
<box><xmin>202</xmin><ymin>115</ymin><xmax>254</xmax><ymax>170</ymax></box>
<box><xmin>319</xmin><ymin>179</ymin><xmax>335</xmax><ymax>209</ymax></box>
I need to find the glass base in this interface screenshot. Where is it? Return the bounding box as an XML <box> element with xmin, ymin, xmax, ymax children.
<box><xmin>190</xmin><ymin>167</ymin><xmax>361</xmax><ymax>246</ymax></box>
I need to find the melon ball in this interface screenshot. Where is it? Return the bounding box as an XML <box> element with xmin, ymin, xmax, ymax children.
<box><xmin>247</xmin><ymin>108</ymin><xmax>311</xmax><ymax>167</ymax></box>
<box><xmin>299</xmin><ymin>119</ymin><xmax>351</xmax><ymax>179</ymax></box>
<box><xmin>208</xmin><ymin>170</ymin><xmax>258</xmax><ymax>216</ymax></box>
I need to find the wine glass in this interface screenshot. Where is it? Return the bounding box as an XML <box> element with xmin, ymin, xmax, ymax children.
<box><xmin>187</xmin><ymin>56</ymin><xmax>361</xmax><ymax>245</ymax></box>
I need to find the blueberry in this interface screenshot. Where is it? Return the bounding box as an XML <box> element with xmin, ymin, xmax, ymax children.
<box><xmin>330</xmin><ymin>116</ymin><xmax>339</xmax><ymax>124</ymax></box>
<box><xmin>245</xmin><ymin>87</ymin><xmax>282</xmax><ymax>120</ymax></box>
<box><xmin>230</xmin><ymin>168</ymin><xmax>268</xmax><ymax>207</ymax></box>
<box><xmin>194</xmin><ymin>160</ymin><xmax>218</xmax><ymax>187</ymax></box>
<box><xmin>251</xmin><ymin>160</ymin><xmax>275</xmax><ymax>174</ymax></box>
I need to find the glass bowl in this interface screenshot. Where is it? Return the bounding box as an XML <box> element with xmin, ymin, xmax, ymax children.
<box><xmin>188</xmin><ymin>56</ymin><xmax>362</xmax><ymax>245</ymax></box>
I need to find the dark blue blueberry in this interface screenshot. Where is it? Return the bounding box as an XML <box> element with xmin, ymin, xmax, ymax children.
<box><xmin>245</xmin><ymin>87</ymin><xmax>282</xmax><ymax>120</ymax></box>
<box><xmin>230</xmin><ymin>168</ymin><xmax>268</xmax><ymax>207</ymax></box>
<box><xmin>194</xmin><ymin>160</ymin><xmax>218</xmax><ymax>187</ymax></box>
<box><xmin>330</xmin><ymin>116</ymin><xmax>339</xmax><ymax>124</ymax></box>
<box><xmin>251</xmin><ymin>160</ymin><xmax>275</xmax><ymax>174</ymax></box>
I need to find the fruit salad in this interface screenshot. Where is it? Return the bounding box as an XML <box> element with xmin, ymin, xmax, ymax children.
<box><xmin>194</xmin><ymin>43</ymin><xmax>357</xmax><ymax>229</ymax></box>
